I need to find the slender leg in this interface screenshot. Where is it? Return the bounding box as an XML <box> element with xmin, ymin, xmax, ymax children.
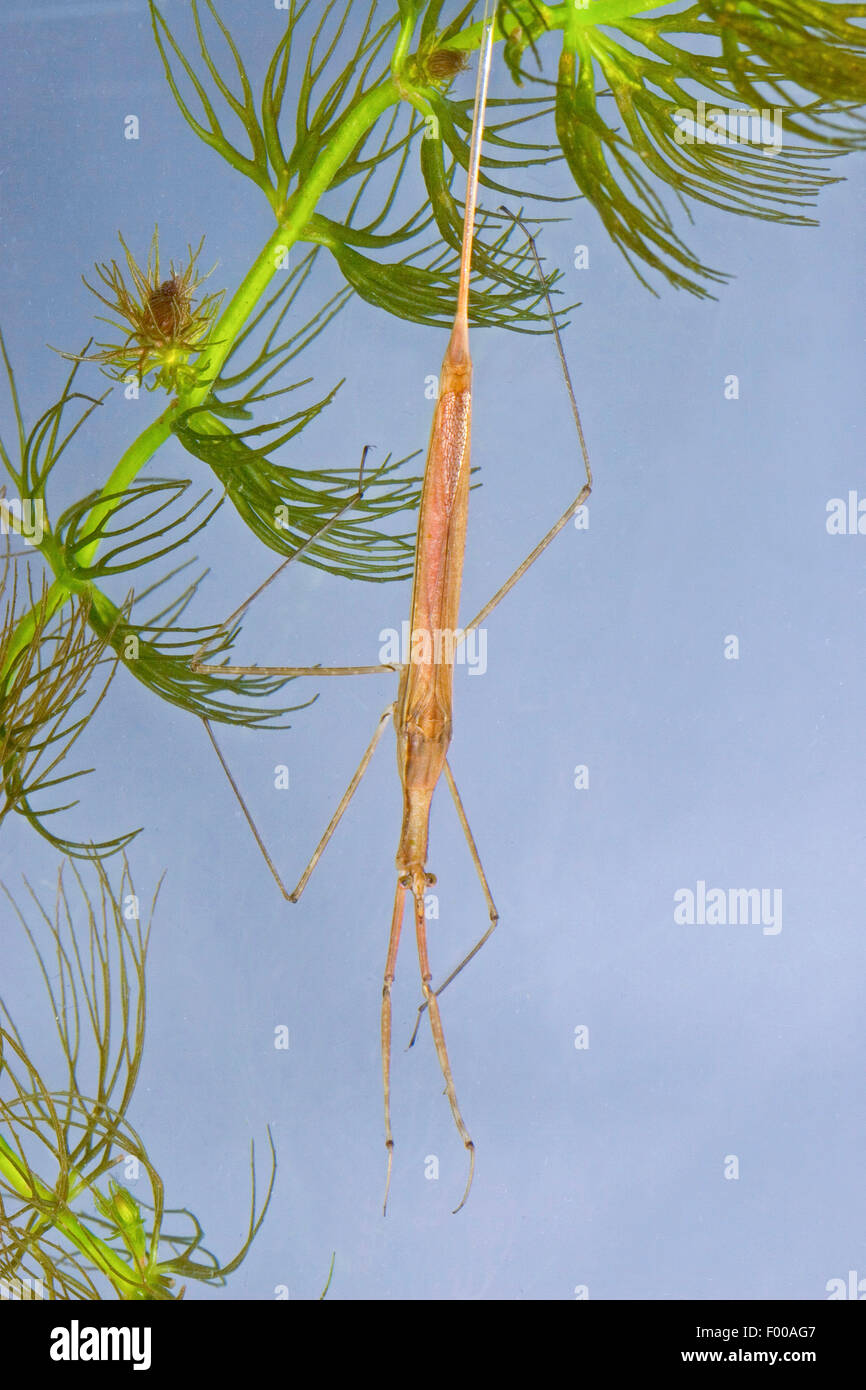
<box><xmin>205</xmin><ymin>702</ymin><xmax>394</xmax><ymax>900</ymax></box>
<box><xmin>462</xmin><ymin>483</ymin><xmax>591</xmax><ymax>637</ymax></box>
<box><xmin>289</xmin><ymin>703</ymin><xmax>394</xmax><ymax>902</ymax></box>
<box><xmin>194</xmin><ymin>442</ymin><xmax>399</xmax><ymax>883</ymax></box>
<box><xmin>407</xmin><ymin>758</ymin><xmax>498</xmax><ymax>1048</ymax></box>
<box><xmin>381</xmin><ymin>879</ymin><xmax>406</xmax><ymax>1216</ymax></box>
<box><xmin>203</xmin><ymin>716</ymin><xmax>289</xmax><ymax>897</ymax></box>
<box><xmin>460</xmin><ymin>209</ymin><xmax>593</xmax><ymax>639</ymax></box>
<box><xmin>196</xmin><ymin>660</ymin><xmax>394</xmax><ymax>677</ymax></box>
<box><xmin>410</xmin><ymin>868</ymin><xmax>475</xmax><ymax>1214</ymax></box>
<box><xmin>192</xmin><ymin>443</ymin><xmax>396</xmax><ymax>678</ymax></box>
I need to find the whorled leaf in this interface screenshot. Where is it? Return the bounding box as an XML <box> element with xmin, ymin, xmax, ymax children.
<box><xmin>2</xmin><ymin>260</ymin><xmax>400</xmax><ymax>755</ymax></box>
<box><xmin>494</xmin><ymin>0</ymin><xmax>552</xmax><ymax>84</ymax></box>
<box><xmin>215</xmin><ymin>245</ymin><xmax>354</xmax><ymax>398</ymax></box>
<box><xmin>149</xmin><ymin>1</ymin><xmax>866</xmax><ymax>302</ymax></box>
<box><xmin>149</xmin><ymin>0</ymin><xmax>563</xmax><ymax>328</ymax></box>
<box><xmin>85</xmin><ymin>584</ymin><xmax>305</xmax><ymax>730</ymax></box>
<box><xmin>0</xmin><ymin>856</ymin><xmax>276</xmax><ymax>1300</ymax></box>
<box><xmin>167</xmin><ymin>242</ymin><xmax>426</xmax><ymax>584</ymax></box>
<box><xmin>490</xmin><ymin>0</ymin><xmax>866</xmax><ymax>295</ymax></box>
<box><xmin>0</xmin><ymin>326</ymin><xmax>110</xmax><ymax>502</ymax></box>
<box><xmin>149</xmin><ymin>0</ymin><xmax>404</xmax><ymax>215</ymax></box>
<box><xmin>418</xmin><ymin>92</ymin><xmax>570</xmax><ymax>261</ymax></box>
<box><xmin>705</xmin><ymin>0</ymin><xmax>866</xmax><ymax>141</ymax></box>
<box><xmin>0</xmin><ymin>562</ymin><xmax>137</xmax><ymax>858</ymax></box>
<box><xmin>172</xmin><ymin>396</ymin><xmax>421</xmax><ymax>580</ymax></box>
<box><xmin>55</xmin><ymin>478</ymin><xmax>222</xmax><ymax>584</ymax></box>
<box><xmin>307</xmin><ymin>209</ymin><xmax>566</xmax><ymax>329</ymax></box>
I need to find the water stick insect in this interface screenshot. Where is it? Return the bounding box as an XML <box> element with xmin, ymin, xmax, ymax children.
<box><xmin>193</xmin><ymin>6</ymin><xmax>592</xmax><ymax>1213</ymax></box>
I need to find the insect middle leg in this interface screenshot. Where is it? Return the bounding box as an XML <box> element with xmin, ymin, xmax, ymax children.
<box><xmin>204</xmin><ymin>701</ymin><xmax>394</xmax><ymax>900</ymax></box>
<box><xmin>194</xmin><ymin>442</ymin><xmax>399</xmax><ymax>896</ymax></box>
<box><xmin>192</xmin><ymin>443</ymin><xmax>397</xmax><ymax>680</ymax></box>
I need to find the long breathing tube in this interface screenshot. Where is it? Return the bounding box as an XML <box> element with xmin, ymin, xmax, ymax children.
<box><xmin>455</xmin><ymin>4</ymin><xmax>495</xmax><ymax>327</ymax></box>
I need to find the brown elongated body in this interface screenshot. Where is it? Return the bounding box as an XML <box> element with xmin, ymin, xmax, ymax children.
<box><xmin>195</xmin><ymin>2</ymin><xmax>593</xmax><ymax>1215</ymax></box>
<box><xmin>395</xmin><ymin>329</ymin><xmax>471</xmax><ymax>881</ymax></box>
<box><xmin>381</xmin><ymin>17</ymin><xmax>494</xmax><ymax>1214</ymax></box>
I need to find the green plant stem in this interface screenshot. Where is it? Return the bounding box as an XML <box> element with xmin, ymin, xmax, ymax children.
<box><xmin>78</xmin><ymin>78</ymin><xmax>402</xmax><ymax>560</ymax></box>
<box><xmin>0</xmin><ymin>1132</ymin><xmax>147</xmax><ymax>1298</ymax></box>
<box><xmin>3</xmin><ymin>77</ymin><xmax>404</xmax><ymax>686</ymax></box>
<box><xmin>391</xmin><ymin>6</ymin><xmax>418</xmax><ymax>73</ymax></box>
<box><xmin>7</xmin><ymin>0</ymin><xmax>654</xmax><ymax>681</ymax></box>
<box><xmin>448</xmin><ymin>0</ymin><xmax>667</xmax><ymax>52</ymax></box>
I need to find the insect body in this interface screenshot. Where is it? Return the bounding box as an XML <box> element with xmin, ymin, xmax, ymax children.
<box><xmin>195</xmin><ymin>4</ymin><xmax>592</xmax><ymax>1213</ymax></box>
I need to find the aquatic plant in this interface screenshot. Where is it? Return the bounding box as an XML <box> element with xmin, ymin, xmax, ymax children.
<box><xmin>1</xmin><ymin>0</ymin><xmax>862</xmax><ymax>854</ymax></box>
<box><xmin>0</xmin><ymin>855</ymin><xmax>275</xmax><ymax>1300</ymax></box>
